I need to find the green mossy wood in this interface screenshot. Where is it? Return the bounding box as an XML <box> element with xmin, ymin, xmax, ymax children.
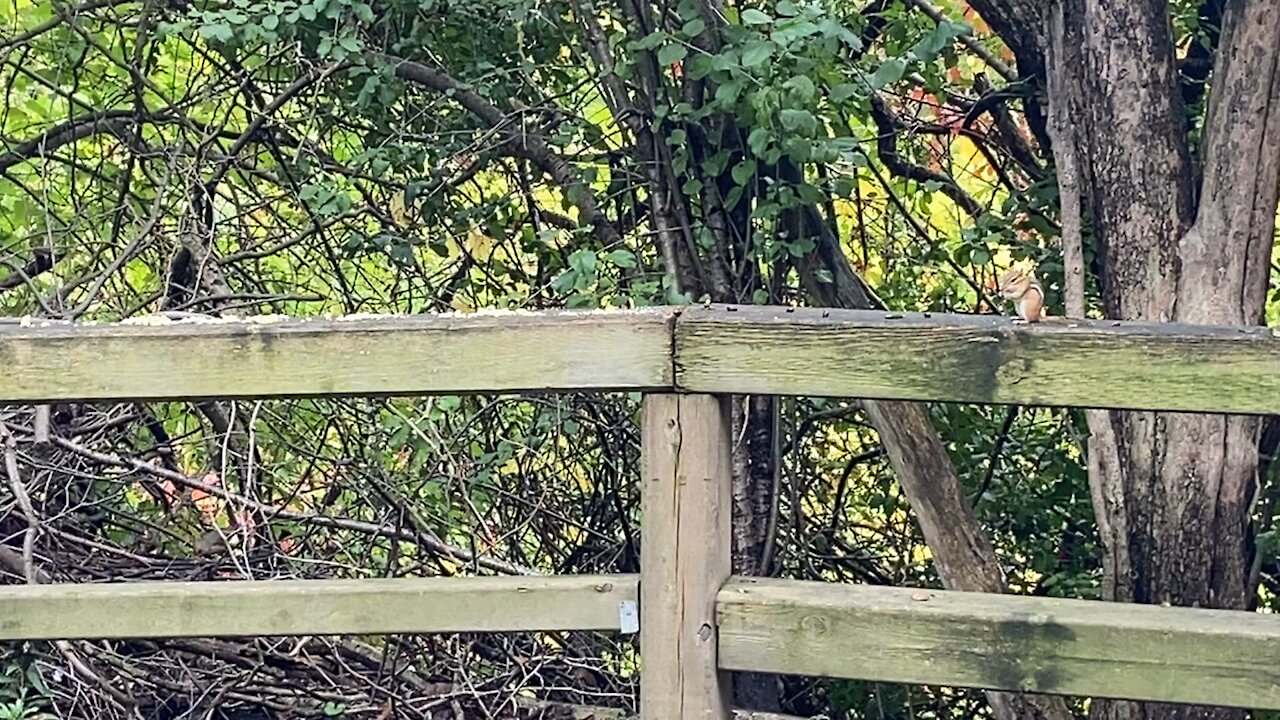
<box><xmin>717</xmin><ymin>577</ymin><xmax>1280</xmax><ymax>710</ymax></box>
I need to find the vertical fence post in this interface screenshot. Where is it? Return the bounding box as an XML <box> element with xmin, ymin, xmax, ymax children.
<box><xmin>640</xmin><ymin>393</ymin><xmax>732</xmax><ymax>720</ymax></box>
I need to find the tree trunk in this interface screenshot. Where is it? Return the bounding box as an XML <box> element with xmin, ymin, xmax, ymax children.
<box><xmin>1037</xmin><ymin>1</ymin><xmax>1280</xmax><ymax>718</ymax></box>
<box><xmin>730</xmin><ymin>394</ymin><xmax>785</xmax><ymax>711</ymax></box>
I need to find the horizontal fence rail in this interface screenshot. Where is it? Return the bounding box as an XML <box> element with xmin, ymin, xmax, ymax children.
<box><xmin>0</xmin><ymin>310</ymin><xmax>674</xmax><ymax>402</ymax></box>
<box><xmin>717</xmin><ymin>577</ymin><xmax>1280</xmax><ymax>710</ymax></box>
<box><xmin>0</xmin><ymin>575</ymin><xmax>638</xmax><ymax>640</ymax></box>
<box><xmin>5</xmin><ymin>305</ymin><xmax>1280</xmax><ymax>413</ymax></box>
<box><xmin>9</xmin><ymin>571</ymin><xmax>1277</xmax><ymax>710</ymax></box>
<box><xmin>676</xmin><ymin>306</ymin><xmax>1280</xmax><ymax>414</ymax></box>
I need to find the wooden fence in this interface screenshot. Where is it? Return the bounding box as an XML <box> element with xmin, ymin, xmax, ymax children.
<box><xmin>4</xmin><ymin>304</ymin><xmax>1280</xmax><ymax>717</ymax></box>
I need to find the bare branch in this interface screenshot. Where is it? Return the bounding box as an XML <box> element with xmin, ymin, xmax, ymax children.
<box><xmin>0</xmin><ymin>0</ymin><xmax>135</xmax><ymax>51</ymax></box>
<box><xmin>869</xmin><ymin>94</ymin><xmax>986</xmax><ymax>218</ymax></box>
<box><xmin>0</xmin><ymin>110</ymin><xmax>173</xmax><ymax>174</ymax></box>
<box><xmin>46</xmin><ymin>432</ymin><xmax>538</xmax><ymax>576</ymax></box>
<box><xmin>375</xmin><ymin>53</ymin><xmax>621</xmax><ymax>247</ymax></box>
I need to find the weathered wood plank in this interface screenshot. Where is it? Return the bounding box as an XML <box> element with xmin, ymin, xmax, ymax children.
<box><xmin>12</xmin><ymin>304</ymin><xmax>1280</xmax><ymax>410</ymax></box>
<box><xmin>717</xmin><ymin>577</ymin><xmax>1280</xmax><ymax>710</ymax></box>
<box><xmin>640</xmin><ymin>394</ymin><xmax>733</xmax><ymax>720</ymax></box>
<box><xmin>0</xmin><ymin>309</ymin><xmax>674</xmax><ymax>402</ymax></box>
<box><xmin>675</xmin><ymin>305</ymin><xmax>1280</xmax><ymax>414</ymax></box>
<box><xmin>0</xmin><ymin>575</ymin><xmax>637</xmax><ymax>640</ymax></box>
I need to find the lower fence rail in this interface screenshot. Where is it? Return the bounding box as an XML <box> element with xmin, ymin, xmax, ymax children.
<box><xmin>717</xmin><ymin>576</ymin><xmax>1280</xmax><ymax>711</ymax></box>
<box><xmin>3</xmin><ymin>568</ymin><xmax>1279</xmax><ymax>711</ymax></box>
<box><xmin>0</xmin><ymin>574</ymin><xmax>638</xmax><ymax>640</ymax></box>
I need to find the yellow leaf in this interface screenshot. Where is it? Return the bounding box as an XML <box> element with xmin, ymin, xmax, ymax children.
<box><xmin>450</xmin><ymin>293</ymin><xmax>475</xmax><ymax>312</ymax></box>
<box><xmin>465</xmin><ymin>224</ymin><xmax>495</xmax><ymax>261</ymax></box>
<box><xmin>391</xmin><ymin>191</ymin><xmax>411</xmax><ymax>225</ymax></box>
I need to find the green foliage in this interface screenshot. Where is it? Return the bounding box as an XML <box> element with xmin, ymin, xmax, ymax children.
<box><xmin>1</xmin><ymin>0</ymin><xmax>1273</xmax><ymax>715</ymax></box>
<box><xmin>0</xmin><ymin>649</ymin><xmax>52</xmax><ymax>720</ymax></box>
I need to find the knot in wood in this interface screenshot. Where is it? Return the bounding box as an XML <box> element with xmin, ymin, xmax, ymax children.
<box><xmin>800</xmin><ymin>615</ymin><xmax>829</xmax><ymax>636</ymax></box>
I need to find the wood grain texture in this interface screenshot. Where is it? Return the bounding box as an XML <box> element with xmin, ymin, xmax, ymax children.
<box><xmin>10</xmin><ymin>305</ymin><xmax>1280</xmax><ymax>412</ymax></box>
<box><xmin>0</xmin><ymin>309</ymin><xmax>674</xmax><ymax>402</ymax></box>
<box><xmin>675</xmin><ymin>305</ymin><xmax>1280</xmax><ymax>414</ymax></box>
<box><xmin>717</xmin><ymin>577</ymin><xmax>1280</xmax><ymax>710</ymax></box>
<box><xmin>0</xmin><ymin>575</ymin><xmax>637</xmax><ymax>640</ymax></box>
<box><xmin>640</xmin><ymin>394</ymin><xmax>733</xmax><ymax>720</ymax></box>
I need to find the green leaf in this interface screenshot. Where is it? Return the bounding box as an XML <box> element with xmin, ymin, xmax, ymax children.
<box><xmin>714</xmin><ymin>79</ymin><xmax>744</xmax><ymax>106</ymax></box>
<box><xmin>703</xmin><ymin>150</ymin><xmax>730</xmax><ymax>175</ymax></box>
<box><xmin>911</xmin><ymin>20</ymin><xmax>969</xmax><ymax>62</ymax></box>
<box><xmin>740</xmin><ymin>40</ymin><xmax>774</xmax><ymax>67</ymax></box>
<box><xmin>686</xmin><ymin>55</ymin><xmax>715</xmax><ymax>79</ymax></box>
<box><xmin>786</xmin><ymin>236</ymin><xmax>816</xmax><ymax>256</ymax></box>
<box><xmin>796</xmin><ymin>182</ymin><xmax>824</xmax><ymax>205</ymax></box>
<box><xmin>261</xmin><ymin>14</ymin><xmax>279</xmax><ymax>30</ymax></box>
<box><xmin>552</xmin><ymin>269</ymin><xmax>579</xmax><ymax>293</ymax></box>
<box><xmin>829</xmin><ymin>83</ymin><xmax>858</xmax><ymax>101</ymax></box>
<box><xmin>776</xmin><ymin>0</ymin><xmax>799</xmax><ymax>16</ymax></box>
<box><xmin>731</xmin><ymin>159</ymin><xmax>756</xmax><ymax>185</ymax></box>
<box><xmin>785</xmin><ymin>75</ymin><xmax>816</xmax><ymax>101</ymax></box>
<box><xmin>869</xmin><ymin>57</ymin><xmax>906</xmax><ymax>89</ymax></box>
<box><xmin>604</xmin><ymin>248</ymin><xmax>634</xmax><ymax>267</ymax></box>
<box><xmin>156</xmin><ymin>20</ymin><xmax>190</xmax><ymax>39</ymax></box>
<box><xmin>568</xmin><ymin>248</ymin><xmax>598</xmax><ymax>277</ymax></box>
<box><xmin>741</xmin><ymin>8</ymin><xmax>772</xmax><ymax>25</ymax></box>
<box><xmin>657</xmin><ymin>42</ymin><xmax>688</xmax><ymax>66</ymax></box>
<box><xmin>635</xmin><ymin>30</ymin><xmax>667</xmax><ymax>50</ymax></box>
<box><xmin>682</xmin><ymin>17</ymin><xmax>706</xmax><ymax>36</ymax></box>
<box><xmin>822</xmin><ymin>19</ymin><xmax>863</xmax><ymax>49</ymax></box>
<box><xmin>607</xmin><ymin>249</ymin><xmax>637</xmax><ymax>268</ymax></box>
<box><xmin>199</xmin><ymin>23</ymin><xmax>234</xmax><ymax>43</ymax></box>
<box><xmin>771</xmin><ymin>19</ymin><xmax>819</xmax><ymax>44</ymax></box>
<box><xmin>779</xmin><ymin>108</ymin><xmax>817</xmax><ymax>133</ymax></box>
<box><xmin>724</xmin><ymin>184</ymin><xmax>745</xmax><ymax>209</ymax></box>
<box><xmin>746</xmin><ymin>126</ymin><xmax>771</xmax><ymax>156</ymax></box>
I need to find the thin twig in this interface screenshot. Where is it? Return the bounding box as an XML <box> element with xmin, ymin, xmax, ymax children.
<box><xmin>46</xmin><ymin>432</ymin><xmax>536</xmax><ymax>575</ymax></box>
<box><xmin>0</xmin><ymin>422</ymin><xmax>134</xmax><ymax>706</ymax></box>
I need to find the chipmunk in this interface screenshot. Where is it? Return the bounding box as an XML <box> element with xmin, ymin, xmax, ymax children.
<box><xmin>997</xmin><ymin>266</ymin><xmax>1045</xmax><ymax>323</ymax></box>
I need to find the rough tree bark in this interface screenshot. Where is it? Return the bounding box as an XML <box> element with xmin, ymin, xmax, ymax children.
<box><xmin>975</xmin><ymin>0</ymin><xmax>1280</xmax><ymax>718</ymax></box>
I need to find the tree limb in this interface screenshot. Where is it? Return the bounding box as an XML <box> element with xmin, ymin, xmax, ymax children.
<box><xmin>375</xmin><ymin>53</ymin><xmax>621</xmax><ymax>247</ymax></box>
<box><xmin>0</xmin><ymin>110</ymin><xmax>174</xmax><ymax>174</ymax></box>
<box><xmin>870</xmin><ymin>94</ymin><xmax>985</xmax><ymax>218</ymax></box>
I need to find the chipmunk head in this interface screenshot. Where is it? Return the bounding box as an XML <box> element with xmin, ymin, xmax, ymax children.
<box><xmin>997</xmin><ymin>267</ymin><xmax>1036</xmax><ymax>300</ymax></box>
